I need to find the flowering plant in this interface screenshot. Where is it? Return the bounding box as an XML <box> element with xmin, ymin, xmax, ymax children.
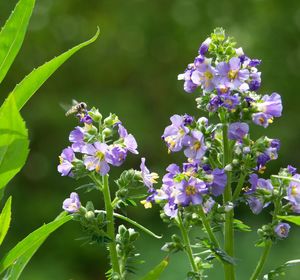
<box><xmin>57</xmin><ymin>28</ymin><xmax>300</xmax><ymax>279</ymax></box>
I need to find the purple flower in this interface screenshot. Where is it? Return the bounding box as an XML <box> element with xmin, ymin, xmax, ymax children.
<box><xmin>221</xmin><ymin>94</ymin><xmax>240</xmax><ymax>110</ymax></box>
<box><xmin>255</xmin><ymin>93</ymin><xmax>283</xmax><ymax>118</ymax></box>
<box><xmin>162</xmin><ymin>164</ymin><xmax>181</xmax><ymax>186</ymax></box>
<box><xmin>58</xmin><ymin>147</ymin><xmax>75</xmax><ymax>176</ymax></box>
<box><xmin>249</xmin><ymin>71</ymin><xmax>261</xmax><ymax>91</ymax></box>
<box><xmin>287</xmin><ymin>174</ymin><xmax>300</xmax><ymax>205</ymax></box>
<box><xmin>203</xmin><ymin>197</ymin><xmax>215</xmax><ymax>214</ymax></box>
<box><xmin>210</xmin><ymin>168</ymin><xmax>227</xmax><ymax>196</ymax></box>
<box><xmin>63</xmin><ymin>192</ymin><xmax>81</xmax><ymax>213</ymax></box>
<box><xmin>287</xmin><ymin>165</ymin><xmax>297</xmax><ymax>176</ymax></box>
<box><xmin>191</xmin><ymin>62</ymin><xmax>216</xmax><ymax>92</ymax></box>
<box><xmin>78</xmin><ymin>112</ymin><xmax>93</xmax><ymax>124</ymax></box>
<box><xmin>162</xmin><ymin>115</ymin><xmax>189</xmax><ymax>152</ymax></box>
<box><xmin>183</xmin><ymin>162</ymin><xmax>199</xmax><ymax>176</ymax></box>
<box><xmin>246</xmin><ymin>174</ymin><xmax>273</xmax><ymax>214</ymax></box>
<box><xmin>252</xmin><ymin>112</ymin><xmax>273</xmax><ymax>128</ymax></box>
<box><xmin>140</xmin><ymin>158</ymin><xmax>159</xmax><ymax>189</ymax></box>
<box><xmin>207</xmin><ymin>95</ymin><xmax>222</xmax><ymax>112</ymax></box>
<box><xmin>198</xmin><ymin>37</ymin><xmax>211</xmax><ymax>56</ymax></box>
<box><xmin>69</xmin><ymin>126</ymin><xmax>85</xmax><ymax>152</ymax></box>
<box><xmin>228</xmin><ymin>122</ymin><xmax>249</xmax><ymax>141</ymax></box>
<box><xmin>163</xmin><ymin>201</ymin><xmax>178</xmax><ymax>218</ymax></box>
<box><xmin>247</xmin><ymin>196</ymin><xmax>264</xmax><ymax>215</ymax></box>
<box><xmin>106</xmin><ymin>145</ymin><xmax>127</xmax><ymax>166</ymax></box>
<box><xmin>178</xmin><ymin>69</ymin><xmax>198</xmax><ymax>93</ymax></box>
<box><xmin>118</xmin><ymin>124</ymin><xmax>138</xmax><ymax>154</ymax></box>
<box><xmin>183</xmin><ymin>130</ymin><xmax>207</xmax><ymax>160</ymax></box>
<box><xmin>216</xmin><ymin>57</ymin><xmax>249</xmax><ymax>91</ymax></box>
<box><xmin>82</xmin><ymin>142</ymin><xmax>110</xmax><ymax>175</ymax></box>
<box><xmin>176</xmin><ymin>177</ymin><xmax>207</xmax><ymax>206</ymax></box>
<box><xmin>274</xmin><ymin>223</ymin><xmax>290</xmax><ymax>238</ymax></box>
<box><xmin>183</xmin><ymin>114</ymin><xmax>194</xmax><ymax>125</ymax></box>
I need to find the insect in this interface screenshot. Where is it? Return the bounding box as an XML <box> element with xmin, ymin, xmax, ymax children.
<box><xmin>64</xmin><ymin>100</ymin><xmax>87</xmax><ymax>117</ymax></box>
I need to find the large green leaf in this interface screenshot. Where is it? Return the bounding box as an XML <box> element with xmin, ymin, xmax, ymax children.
<box><xmin>0</xmin><ymin>0</ymin><xmax>35</xmax><ymax>84</ymax></box>
<box><xmin>140</xmin><ymin>258</ymin><xmax>169</xmax><ymax>280</ymax></box>
<box><xmin>0</xmin><ymin>196</ymin><xmax>12</xmax><ymax>246</ymax></box>
<box><xmin>6</xmin><ymin>27</ymin><xmax>100</xmax><ymax>111</ymax></box>
<box><xmin>0</xmin><ymin>212</ymin><xmax>72</xmax><ymax>275</ymax></box>
<box><xmin>0</xmin><ymin>96</ymin><xmax>29</xmax><ymax>192</ymax></box>
<box><xmin>277</xmin><ymin>215</ymin><xmax>300</xmax><ymax>226</ymax></box>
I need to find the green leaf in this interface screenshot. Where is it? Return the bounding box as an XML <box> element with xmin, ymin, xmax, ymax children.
<box><xmin>140</xmin><ymin>258</ymin><xmax>169</xmax><ymax>280</ymax></box>
<box><xmin>277</xmin><ymin>215</ymin><xmax>300</xmax><ymax>226</ymax></box>
<box><xmin>263</xmin><ymin>259</ymin><xmax>300</xmax><ymax>280</ymax></box>
<box><xmin>233</xmin><ymin>219</ymin><xmax>251</xmax><ymax>232</ymax></box>
<box><xmin>6</xmin><ymin>27</ymin><xmax>100</xmax><ymax>111</ymax></box>
<box><xmin>0</xmin><ymin>0</ymin><xmax>35</xmax><ymax>83</ymax></box>
<box><xmin>0</xmin><ymin>96</ymin><xmax>29</xmax><ymax>191</ymax></box>
<box><xmin>0</xmin><ymin>196</ymin><xmax>12</xmax><ymax>246</ymax></box>
<box><xmin>0</xmin><ymin>212</ymin><xmax>72</xmax><ymax>274</ymax></box>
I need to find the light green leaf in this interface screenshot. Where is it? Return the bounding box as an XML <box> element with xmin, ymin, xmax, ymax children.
<box><xmin>0</xmin><ymin>197</ymin><xmax>12</xmax><ymax>246</ymax></box>
<box><xmin>0</xmin><ymin>212</ymin><xmax>72</xmax><ymax>275</ymax></box>
<box><xmin>0</xmin><ymin>0</ymin><xmax>35</xmax><ymax>83</ymax></box>
<box><xmin>0</xmin><ymin>96</ymin><xmax>29</xmax><ymax>191</ymax></box>
<box><xmin>6</xmin><ymin>27</ymin><xmax>100</xmax><ymax>111</ymax></box>
<box><xmin>277</xmin><ymin>215</ymin><xmax>300</xmax><ymax>226</ymax></box>
<box><xmin>140</xmin><ymin>258</ymin><xmax>169</xmax><ymax>280</ymax></box>
<box><xmin>263</xmin><ymin>259</ymin><xmax>300</xmax><ymax>279</ymax></box>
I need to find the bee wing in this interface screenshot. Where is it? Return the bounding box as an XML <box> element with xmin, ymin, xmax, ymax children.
<box><xmin>71</xmin><ymin>99</ymin><xmax>79</xmax><ymax>106</ymax></box>
<box><xmin>59</xmin><ymin>102</ymin><xmax>72</xmax><ymax>112</ymax></box>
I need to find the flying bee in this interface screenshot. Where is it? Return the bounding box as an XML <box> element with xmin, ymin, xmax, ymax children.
<box><xmin>64</xmin><ymin>100</ymin><xmax>87</xmax><ymax>117</ymax></box>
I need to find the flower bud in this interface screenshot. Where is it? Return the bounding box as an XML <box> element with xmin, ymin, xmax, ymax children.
<box><xmin>88</xmin><ymin>107</ymin><xmax>102</xmax><ymax>122</ymax></box>
<box><xmin>85</xmin><ymin>211</ymin><xmax>95</xmax><ymax>220</ymax></box>
<box><xmin>224</xmin><ymin>202</ymin><xmax>233</xmax><ymax>212</ymax></box>
<box><xmin>224</xmin><ymin>164</ymin><xmax>232</xmax><ymax>172</ymax></box>
<box><xmin>103</xmin><ymin>128</ymin><xmax>113</xmax><ymax>137</ymax></box>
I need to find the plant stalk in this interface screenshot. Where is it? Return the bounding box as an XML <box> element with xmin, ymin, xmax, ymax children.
<box><xmin>249</xmin><ymin>240</ymin><xmax>272</xmax><ymax>280</ymax></box>
<box><xmin>177</xmin><ymin>212</ymin><xmax>200</xmax><ymax>277</ymax></box>
<box><xmin>102</xmin><ymin>174</ymin><xmax>121</xmax><ymax>276</ymax></box>
<box><xmin>232</xmin><ymin>173</ymin><xmax>247</xmax><ymax>201</ymax></box>
<box><xmin>198</xmin><ymin>206</ymin><xmax>220</xmax><ymax>248</ymax></box>
<box><xmin>222</xmin><ymin>124</ymin><xmax>235</xmax><ymax>280</ymax></box>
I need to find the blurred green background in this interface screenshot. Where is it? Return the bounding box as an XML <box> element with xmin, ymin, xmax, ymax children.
<box><xmin>1</xmin><ymin>0</ymin><xmax>300</xmax><ymax>279</ymax></box>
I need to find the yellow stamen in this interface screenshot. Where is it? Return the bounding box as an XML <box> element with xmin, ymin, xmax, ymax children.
<box><xmin>228</xmin><ymin>69</ymin><xmax>238</xmax><ymax>80</ymax></box>
<box><xmin>141</xmin><ymin>200</ymin><xmax>152</xmax><ymax>209</ymax></box>
<box><xmin>186</xmin><ymin>185</ymin><xmax>197</xmax><ymax>196</ymax></box>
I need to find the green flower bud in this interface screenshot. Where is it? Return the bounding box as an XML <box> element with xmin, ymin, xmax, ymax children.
<box><xmin>85</xmin><ymin>211</ymin><xmax>95</xmax><ymax>220</ymax></box>
<box><xmin>88</xmin><ymin>107</ymin><xmax>102</xmax><ymax>122</ymax></box>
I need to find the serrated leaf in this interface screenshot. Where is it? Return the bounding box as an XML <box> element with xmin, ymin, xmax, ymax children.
<box><xmin>0</xmin><ymin>96</ymin><xmax>29</xmax><ymax>191</ymax></box>
<box><xmin>0</xmin><ymin>0</ymin><xmax>35</xmax><ymax>84</ymax></box>
<box><xmin>0</xmin><ymin>212</ymin><xmax>72</xmax><ymax>274</ymax></box>
<box><xmin>140</xmin><ymin>258</ymin><xmax>169</xmax><ymax>280</ymax></box>
<box><xmin>0</xmin><ymin>196</ymin><xmax>12</xmax><ymax>246</ymax></box>
<box><xmin>277</xmin><ymin>215</ymin><xmax>300</xmax><ymax>226</ymax></box>
<box><xmin>263</xmin><ymin>259</ymin><xmax>300</xmax><ymax>280</ymax></box>
<box><xmin>6</xmin><ymin>27</ymin><xmax>99</xmax><ymax>111</ymax></box>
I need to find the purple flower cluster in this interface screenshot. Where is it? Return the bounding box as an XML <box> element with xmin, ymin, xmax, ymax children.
<box><xmin>148</xmin><ymin>163</ymin><xmax>226</xmax><ymax>217</ymax></box>
<box><xmin>162</xmin><ymin>114</ymin><xmax>207</xmax><ymax>161</ymax></box>
<box><xmin>58</xmin><ymin>110</ymin><xmax>138</xmax><ymax>177</ymax></box>
<box><xmin>178</xmin><ymin>31</ymin><xmax>283</xmax><ymax>128</ymax></box>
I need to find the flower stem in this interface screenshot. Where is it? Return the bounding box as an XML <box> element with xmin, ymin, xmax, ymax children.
<box><xmin>102</xmin><ymin>174</ymin><xmax>121</xmax><ymax>276</ymax></box>
<box><xmin>177</xmin><ymin>212</ymin><xmax>200</xmax><ymax>277</ymax></box>
<box><xmin>249</xmin><ymin>240</ymin><xmax>272</xmax><ymax>280</ymax></box>
<box><xmin>232</xmin><ymin>173</ymin><xmax>247</xmax><ymax>201</ymax></box>
<box><xmin>198</xmin><ymin>206</ymin><xmax>220</xmax><ymax>249</ymax></box>
<box><xmin>222</xmin><ymin>124</ymin><xmax>235</xmax><ymax>280</ymax></box>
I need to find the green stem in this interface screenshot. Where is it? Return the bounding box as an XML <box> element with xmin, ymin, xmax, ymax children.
<box><xmin>222</xmin><ymin>124</ymin><xmax>235</xmax><ymax>280</ymax></box>
<box><xmin>177</xmin><ymin>212</ymin><xmax>200</xmax><ymax>276</ymax></box>
<box><xmin>249</xmin><ymin>240</ymin><xmax>272</xmax><ymax>280</ymax></box>
<box><xmin>198</xmin><ymin>206</ymin><xmax>220</xmax><ymax>249</ymax></box>
<box><xmin>232</xmin><ymin>173</ymin><xmax>247</xmax><ymax>201</ymax></box>
<box><xmin>95</xmin><ymin>210</ymin><xmax>163</xmax><ymax>239</ymax></box>
<box><xmin>271</xmin><ymin>175</ymin><xmax>300</xmax><ymax>184</ymax></box>
<box><xmin>102</xmin><ymin>174</ymin><xmax>121</xmax><ymax>276</ymax></box>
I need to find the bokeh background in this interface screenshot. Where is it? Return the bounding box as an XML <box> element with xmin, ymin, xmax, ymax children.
<box><xmin>1</xmin><ymin>0</ymin><xmax>300</xmax><ymax>279</ymax></box>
